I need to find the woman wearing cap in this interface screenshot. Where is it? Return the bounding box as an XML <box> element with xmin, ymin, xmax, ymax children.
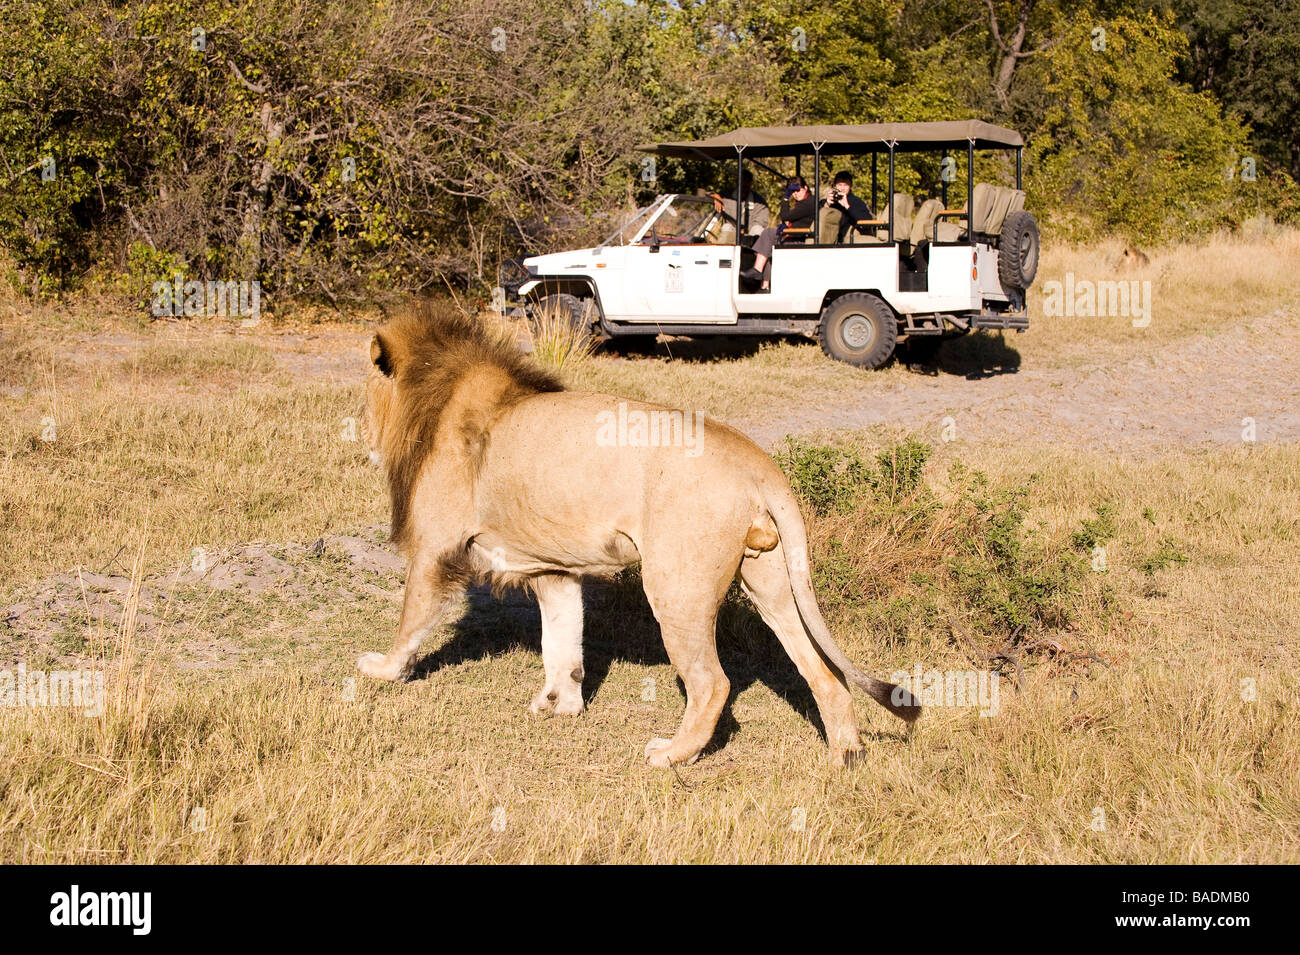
<box><xmin>742</xmin><ymin>177</ymin><xmax>814</xmax><ymax>290</ymax></box>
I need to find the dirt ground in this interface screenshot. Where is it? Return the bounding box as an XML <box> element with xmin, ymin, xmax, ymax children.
<box><xmin>753</xmin><ymin>310</ymin><xmax>1300</xmax><ymax>450</ymax></box>
<box><xmin>45</xmin><ymin>299</ymin><xmax>1300</xmax><ymax>452</ymax></box>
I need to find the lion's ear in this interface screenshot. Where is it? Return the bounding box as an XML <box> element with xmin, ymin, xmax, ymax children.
<box><xmin>370</xmin><ymin>333</ymin><xmax>395</xmax><ymax>377</ymax></box>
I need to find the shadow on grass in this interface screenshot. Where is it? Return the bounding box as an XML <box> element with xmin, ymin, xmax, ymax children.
<box><xmin>596</xmin><ymin>334</ymin><xmax>807</xmax><ymax>363</ymax></box>
<box><xmin>410</xmin><ymin>571</ymin><xmax>827</xmax><ymax>753</ymax></box>
<box><xmin>897</xmin><ymin>329</ymin><xmax>1023</xmax><ymax>379</ymax></box>
<box><xmin>599</xmin><ymin>328</ymin><xmax>1022</xmax><ymax>381</ymax></box>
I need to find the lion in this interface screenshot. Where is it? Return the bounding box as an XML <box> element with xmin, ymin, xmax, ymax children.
<box><xmin>1118</xmin><ymin>244</ymin><xmax>1151</xmax><ymax>272</ymax></box>
<box><xmin>357</xmin><ymin>303</ymin><xmax>919</xmax><ymax>767</ymax></box>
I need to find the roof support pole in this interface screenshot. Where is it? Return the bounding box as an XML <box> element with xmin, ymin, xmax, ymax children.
<box><xmin>813</xmin><ymin>145</ymin><xmax>822</xmax><ymax>247</ymax></box>
<box><xmin>1016</xmin><ymin>147</ymin><xmax>1023</xmax><ymax>190</ymax></box>
<box><xmin>967</xmin><ymin>139</ymin><xmax>975</xmax><ymax>247</ymax></box>
<box><xmin>888</xmin><ymin>143</ymin><xmax>895</xmax><ymax>244</ymax></box>
<box><xmin>871</xmin><ymin>152</ymin><xmax>878</xmax><ymax>215</ymax></box>
<box><xmin>734</xmin><ymin>145</ymin><xmax>745</xmax><ymax>236</ymax></box>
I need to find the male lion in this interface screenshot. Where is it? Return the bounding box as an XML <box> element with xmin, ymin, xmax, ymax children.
<box><xmin>357</xmin><ymin>304</ymin><xmax>919</xmax><ymax>767</ymax></box>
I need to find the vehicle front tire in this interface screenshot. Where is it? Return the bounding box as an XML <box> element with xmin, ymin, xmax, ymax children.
<box><xmin>818</xmin><ymin>293</ymin><xmax>898</xmax><ymax>369</ymax></box>
<box><xmin>533</xmin><ymin>293</ymin><xmax>598</xmax><ymax>340</ymax></box>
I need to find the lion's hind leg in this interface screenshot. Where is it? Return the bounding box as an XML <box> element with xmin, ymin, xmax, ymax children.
<box><xmin>639</xmin><ymin>558</ymin><xmax>734</xmax><ymax>768</ymax></box>
<box><xmin>528</xmin><ymin>573</ymin><xmax>585</xmax><ymax>717</ymax></box>
<box><xmin>641</xmin><ymin>612</ymin><xmax>730</xmax><ymax>768</ymax></box>
<box><xmin>739</xmin><ymin>546</ymin><xmax>863</xmax><ymax>766</ymax></box>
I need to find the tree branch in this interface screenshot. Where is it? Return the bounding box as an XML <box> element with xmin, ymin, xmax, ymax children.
<box><xmin>226</xmin><ymin>58</ymin><xmax>268</xmax><ymax>95</ymax></box>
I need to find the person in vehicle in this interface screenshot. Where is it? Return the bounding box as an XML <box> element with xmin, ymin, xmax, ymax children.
<box><xmin>821</xmin><ymin>171</ymin><xmax>872</xmax><ymax>242</ymax></box>
<box><xmin>742</xmin><ymin>176</ymin><xmax>814</xmax><ymax>288</ymax></box>
<box><xmin>710</xmin><ymin>171</ymin><xmax>769</xmax><ymax>236</ymax></box>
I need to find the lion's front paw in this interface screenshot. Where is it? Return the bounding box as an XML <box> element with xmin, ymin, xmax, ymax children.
<box><xmin>529</xmin><ymin>688</ymin><xmax>584</xmax><ymax>717</ymax></box>
<box><xmin>553</xmin><ymin>696</ymin><xmax>584</xmax><ymax>716</ymax></box>
<box><xmin>644</xmin><ymin>737</ymin><xmax>675</xmax><ymax>768</ymax></box>
<box><xmin>528</xmin><ymin>690</ymin><xmax>556</xmax><ymax>717</ymax></box>
<box><xmin>357</xmin><ymin>651</ymin><xmax>405</xmax><ymax>681</ymax></box>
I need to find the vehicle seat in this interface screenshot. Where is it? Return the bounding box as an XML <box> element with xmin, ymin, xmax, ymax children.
<box><xmin>890</xmin><ymin>192</ymin><xmax>915</xmax><ymax>241</ymax></box>
<box><xmin>987</xmin><ymin>186</ymin><xmax>1025</xmax><ymax>235</ymax></box>
<box><xmin>817</xmin><ymin>206</ymin><xmax>844</xmax><ymax>245</ymax></box>
<box><xmin>910</xmin><ymin>198</ymin><xmax>942</xmax><ymax>245</ymax></box>
<box><xmin>982</xmin><ymin>186</ymin><xmax>1014</xmax><ymax>236</ymax></box>
<box><xmin>933</xmin><ymin>182</ymin><xmax>998</xmax><ymax>242</ymax></box>
<box><xmin>968</xmin><ymin>182</ymin><xmax>996</xmax><ymax>234</ymax></box>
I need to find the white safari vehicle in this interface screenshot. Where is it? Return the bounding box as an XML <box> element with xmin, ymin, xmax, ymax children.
<box><xmin>514</xmin><ymin>121</ymin><xmax>1038</xmax><ymax>368</ymax></box>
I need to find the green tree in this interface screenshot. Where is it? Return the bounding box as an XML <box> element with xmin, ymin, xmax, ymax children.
<box><xmin>1166</xmin><ymin>0</ymin><xmax>1300</xmax><ymax>180</ymax></box>
<box><xmin>1027</xmin><ymin>12</ymin><xmax>1252</xmax><ymax>241</ymax></box>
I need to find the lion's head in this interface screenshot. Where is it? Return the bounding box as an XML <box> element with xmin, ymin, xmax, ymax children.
<box><xmin>363</xmin><ymin>302</ymin><xmax>562</xmax><ymax>547</ymax></box>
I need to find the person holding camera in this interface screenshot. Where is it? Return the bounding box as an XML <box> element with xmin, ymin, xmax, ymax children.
<box><xmin>821</xmin><ymin>171</ymin><xmax>872</xmax><ymax>243</ymax></box>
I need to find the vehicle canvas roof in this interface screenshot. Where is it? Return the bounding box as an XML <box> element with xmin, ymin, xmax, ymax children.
<box><xmin>639</xmin><ymin>120</ymin><xmax>1024</xmax><ymax>159</ymax></box>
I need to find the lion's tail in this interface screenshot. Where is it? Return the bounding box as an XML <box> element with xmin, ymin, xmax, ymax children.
<box><xmin>761</xmin><ymin>477</ymin><xmax>921</xmax><ymax>724</ymax></box>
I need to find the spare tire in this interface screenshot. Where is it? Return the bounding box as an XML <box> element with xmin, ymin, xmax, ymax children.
<box><xmin>998</xmin><ymin>210</ymin><xmax>1039</xmax><ymax>291</ymax></box>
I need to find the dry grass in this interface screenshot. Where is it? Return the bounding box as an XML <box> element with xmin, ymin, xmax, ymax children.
<box><xmin>568</xmin><ymin>336</ymin><xmax>864</xmax><ymax>422</ymax></box>
<box><xmin>1</xmin><ymin>232</ymin><xmax>1298</xmax><ymax>863</ymax></box>
<box><xmin>1021</xmin><ymin>226</ymin><xmax>1300</xmax><ymax>367</ymax></box>
<box><xmin>0</xmin><ymin>362</ymin><xmax>375</xmax><ymax>587</ymax></box>
<box><xmin>525</xmin><ymin>303</ymin><xmax>598</xmax><ymax>373</ymax></box>
<box><xmin>127</xmin><ymin>339</ymin><xmax>278</xmax><ymax>381</ymax></box>
<box><xmin>2</xmin><ymin>440</ymin><xmax>1295</xmax><ymax>863</ymax></box>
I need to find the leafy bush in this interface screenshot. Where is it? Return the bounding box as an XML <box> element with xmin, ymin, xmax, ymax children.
<box><xmin>771</xmin><ymin>438</ymin><xmax>875</xmax><ymax>516</ymax></box>
<box><xmin>0</xmin><ymin>0</ymin><xmax>650</xmax><ymax>299</ymax></box>
<box><xmin>1070</xmin><ymin>503</ymin><xmax>1119</xmax><ymax>552</ymax></box>
<box><xmin>774</xmin><ymin>438</ymin><xmax>1114</xmax><ymax>641</ymax></box>
<box><xmin>1141</xmin><ymin>538</ymin><xmax>1190</xmax><ymax>576</ymax></box>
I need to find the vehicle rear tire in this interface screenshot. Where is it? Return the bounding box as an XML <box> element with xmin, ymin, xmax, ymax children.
<box><xmin>533</xmin><ymin>293</ymin><xmax>598</xmax><ymax>340</ymax></box>
<box><xmin>818</xmin><ymin>293</ymin><xmax>898</xmax><ymax>368</ymax></box>
<box><xmin>998</xmin><ymin>211</ymin><xmax>1039</xmax><ymax>290</ymax></box>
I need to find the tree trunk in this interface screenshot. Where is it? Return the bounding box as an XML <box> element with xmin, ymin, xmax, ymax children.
<box><xmin>239</xmin><ymin>101</ymin><xmax>283</xmax><ymax>280</ymax></box>
<box><xmin>988</xmin><ymin>0</ymin><xmax>1035</xmax><ymax>109</ymax></box>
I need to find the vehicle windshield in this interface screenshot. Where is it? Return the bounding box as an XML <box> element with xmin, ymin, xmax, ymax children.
<box><xmin>639</xmin><ymin>195</ymin><xmax>732</xmax><ymax>244</ymax></box>
<box><xmin>597</xmin><ymin>201</ymin><xmax>662</xmax><ymax>248</ymax></box>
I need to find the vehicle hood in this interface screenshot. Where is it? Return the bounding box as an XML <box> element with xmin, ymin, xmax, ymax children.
<box><xmin>523</xmin><ymin>248</ymin><xmax>604</xmax><ymax>275</ymax></box>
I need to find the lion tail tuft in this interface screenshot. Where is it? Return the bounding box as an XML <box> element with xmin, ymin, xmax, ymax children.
<box><xmin>761</xmin><ymin>477</ymin><xmax>921</xmax><ymax>724</ymax></box>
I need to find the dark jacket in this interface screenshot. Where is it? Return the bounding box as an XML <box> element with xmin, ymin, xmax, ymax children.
<box><xmin>778</xmin><ymin>194</ymin><xmax>816</xmax><ymax>230</ymax></box>
<box><xmin>823</xmin><ymin>193</ymin><xmax>872</xmax><ymax>241</ymax></box>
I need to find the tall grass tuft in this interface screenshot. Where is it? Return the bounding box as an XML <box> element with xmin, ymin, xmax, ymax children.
<box><xmin>527</xmin><ymin>302</ymin><xmax>597</xmax><ymax>374</ymax></box>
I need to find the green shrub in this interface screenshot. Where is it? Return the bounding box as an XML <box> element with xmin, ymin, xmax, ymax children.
<box><xmin>1070</xmin><ymin>503</ymin><xmax>1119</xmax><ymax>552</ymax></box>
<box><xmin>774</xmin><ymin>439</ymin><xmax>1112</xmax><ymax>641</ymax></box>
<box><xmin>772</xmin><ymin>438</ymin><xmax>874</xmax><ymax>516</ymax></box>
<box><xmin>1028</xmin><ymin>13</ymin><xmax>1255</xmax><ymax>243</ymax></box>
<box><xmin>1141</xmin><ymin>538</ymin><xmax>1190</xmax><ymax>576</ymax></box>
